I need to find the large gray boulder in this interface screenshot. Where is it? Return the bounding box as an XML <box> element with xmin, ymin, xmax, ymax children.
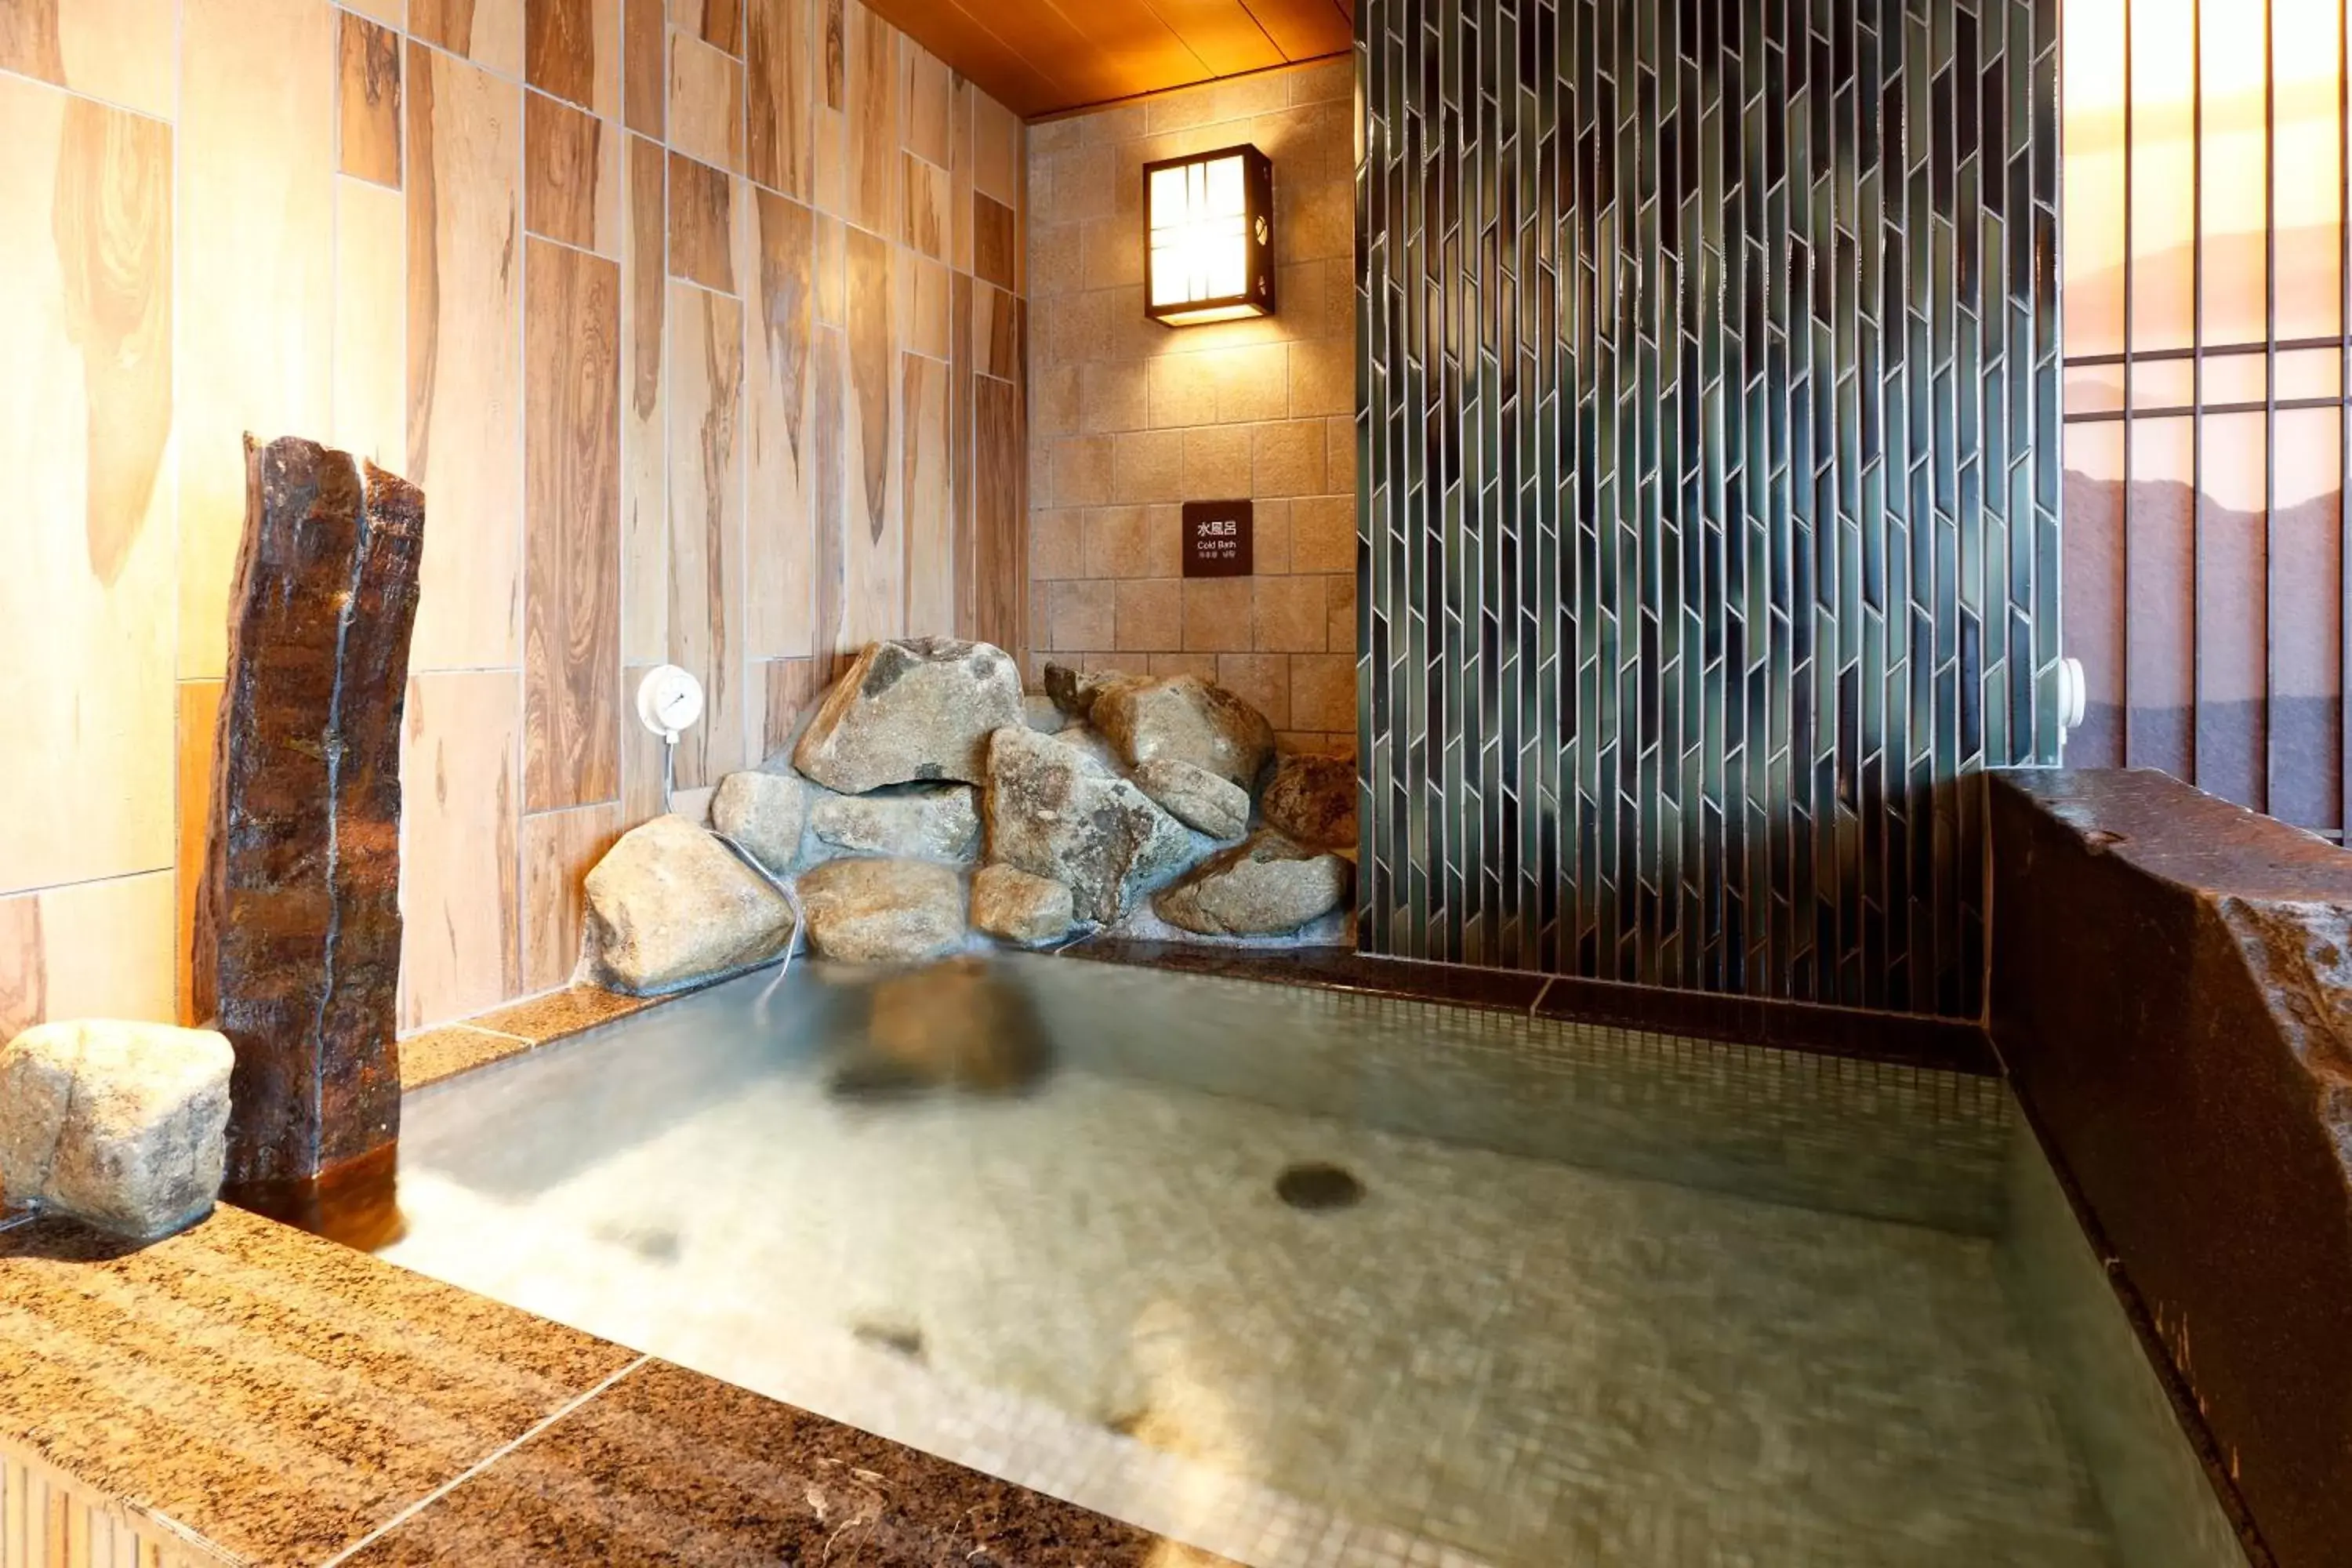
<box><xmin>583</xmin><ymin>815</ymin><xmax>798</xmax><ymax>994</ymax></box>
<box><xmin>1154</xmin><ymin>833</ymin><xmax>1353</xmax><ymax>936</ymax></box>
<box><xmin>793</xmin><ymin>637</ymin><xmax>1024</xmax><ymax>793</ymax></box>
<box><xmin>0</xmin><ymin>1020</ymin><xmax>235</xmax><ymax>1239</ymax></box>
<box><xmin>971</xmin><ymin>863</ymin><xmax>1076</xmax><ymax>945</ymax></box>
<box><xmin>1091</xmin><ymin>675</ymin><xmax>1274</xmax><ymax>791</ymax></box>
<box><xmin>1132</xmin><ymin>757</ymin><xmax>1250</xmax><ymax>840</ymax></box>
<box><xmin>810</xmin><ymin>783</ymin><xmax>980</xmax><ymax>862</ymax></box>
<box><xmin>797</xmin><ymin>858</ymin><xmax>968</xmax><ymax>964</ymax></box>
<box><xmin>984</xmin><ymin>725</ymin><xmax>1196</xmax><ymax>924</ymax></box>
<box><xmin>1261</xmin><ymin>753</ymin><xmax>1357</xmax><ymax>851</ymax></box>
<box><xmin>712</xmin><ymin>769</ymin><xmax>808</xmax><ymax>875</ymax></box>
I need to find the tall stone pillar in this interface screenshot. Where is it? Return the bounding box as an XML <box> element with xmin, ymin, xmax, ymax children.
<box><xmin>192</xmin><ymin>436</ymin><xmax>424</xmax><ymax>1190</ymax></box>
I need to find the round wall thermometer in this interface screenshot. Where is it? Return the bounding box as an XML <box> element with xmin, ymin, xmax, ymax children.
<box><xmin>635</xmin><ymin>665</ymin><xmax>705</xmax><ymax>742</ymax></box>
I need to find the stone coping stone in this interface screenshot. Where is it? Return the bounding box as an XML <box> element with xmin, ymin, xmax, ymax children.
<box><xmin>1989</xmin><ymin>766</ymin><xmax>2347</xmax><ymax>1566</ymax></box>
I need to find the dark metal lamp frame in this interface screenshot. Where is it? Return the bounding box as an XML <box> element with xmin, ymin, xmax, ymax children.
<box><xmin>1142</xmin><ymin>143</ymin><xmax>1276</xmax><ymax>327</ymax></box>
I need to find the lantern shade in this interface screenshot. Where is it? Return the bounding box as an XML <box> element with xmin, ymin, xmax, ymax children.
<box><xmin>1142</xmin><ymin>144</ymin><xmax>1275</xmax><ymax>326</ymax></box>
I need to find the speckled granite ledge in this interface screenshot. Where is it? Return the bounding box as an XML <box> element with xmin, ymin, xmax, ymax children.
<box><xmin>0</xmin><ymin>1203</ymin><xmax>1219</xmax><ymax>1566</ymax></box>
<box><xmin>397</xmin><ymin>985</ymin><xmax>654</xmax><ymax>1091</ymax></box>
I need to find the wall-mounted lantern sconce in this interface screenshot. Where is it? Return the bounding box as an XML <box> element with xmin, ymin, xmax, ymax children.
<box><xmin>1144</xmin><ymin>144</ymin><xmax>1274</xmax><ymax>326</ymax></box>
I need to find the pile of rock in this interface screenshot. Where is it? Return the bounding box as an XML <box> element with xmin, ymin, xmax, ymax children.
<box><xmin>577</xmin><ymin>637</ymin><xmax>1357</xmax><ymax>990</ymax></box>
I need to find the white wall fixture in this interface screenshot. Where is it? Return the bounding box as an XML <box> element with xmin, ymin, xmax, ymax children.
<box><xmin>1144</xmin><ymin>144</ymin><xmax>1275</xmax><ymax>326</ymax></box>
<box><xmin>2056</xmin><ymin>657</ymin><xmax>2088</xmax><ymax>744</ymax></box>
<box><xmin>635</xmin><ymin>665</ymin><xmax>705</xmax><ymax>744</ymax></box>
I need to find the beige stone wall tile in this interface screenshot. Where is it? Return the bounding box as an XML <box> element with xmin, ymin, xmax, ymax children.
<box><xmin>1289</xmin><ymin>653</ymin><xmax>1353</xmax><ymax>731</ymax></box>
<box><xmin>1327</xmin><ymin>415</ymin><xmax>1356</xmax><ymax>490</ymax></box>
<box><xmin>1325</xmin><ymin>571</ymin><xmax>1358</xmax><ymax>653</ymax></box>
<box><xmin>1149</xmin><ymin>652</ymin><xmax>1219</xmax><ymax>682</ymax></box>
<box><xmin>1212</xmin><ymin>343</ymin><xmax>1288</xmax><ymax>422</ymax></box>
<box><xmin>1254</xmin><ymin>575</ymin><xmax>1326</xmax><ymax>652</ymax></box>
<box><xmin>1182</xmin><ymin>426</ymin><xmax>1254</xmax><ymax>497</ymax></box>
<box><xmin>1078</xmin><ymin>360</ymin><xmax>1149</xmax><ymax>433</ymax></box>
<box><xmin>1033</xmin><ymin>364</ymin><xmax>1080</xmax><ymax>436</ymax></box>
<box><xmin>1215</xmin><ymin>652</ymin><xmax>1290</xmax><ymax>728</ymax></box>
<box><xmin>1289</xmin><ymin>337</ymin><xmax>1355</xmax><ymax>418</ymax></box>
<box><xmin>1182</xmin><ymin>578</ymin><xmax>1253</xmax><ymax>652</ymax></box>
<box><xmin>1083</xmin><ymin>506</ymin><xmax>1178</xmax><ymax>579</ymax></box>
<box><xmin>1115</xmin><ymin>579</ymin><xmax>1183</xmax><ymax>652</ymax></box>
<box><xmin>1149</xmin><ymin>354</ymin><xmax>1218</xmax><ymax>426</ymax></box>
<box><xmin>1112</xmin><ymin>429</ymin><xmax>1185</xmax><ymax>503</ymax></box>
<box><xmin>1047</xmin><ymin>579</ymin><xmax>1116</xmax><ymax>650</ymax></box>
<box><xmin>1032</xmin><ymin>510</ymin><xmax>1084</xmax><ymax>579</ymax></box>
<box><xmin>1292</xmin><ymin>495</ymin><xmax>1354</xmax><ymax>573</ymax></box>
<box><xmin>1052</xmin><ymin>435</ymin><xmax>1114</xmax><ymax>506</ymax></box>
<box><xmin>1254</xmin><ymin>419</ymin><xmax>1328</xmax><ymax>496</ymax></box>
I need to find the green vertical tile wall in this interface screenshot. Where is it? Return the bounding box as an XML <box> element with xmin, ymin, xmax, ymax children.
<box><xmin>1356</xmin><ymin>0</ymin><xmax>2063</xmax><ymax>1017</ymax></box>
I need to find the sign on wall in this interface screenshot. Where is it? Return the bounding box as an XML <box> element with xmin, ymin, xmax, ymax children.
<box><xmin>1182</xmin><ymin>499</ymin><xmax>1254</xmax><ymax>577</ymax></box>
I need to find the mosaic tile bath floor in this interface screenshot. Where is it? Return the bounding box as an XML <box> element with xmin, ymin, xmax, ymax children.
<box><xmin>377</xmin><ymin>958</ymin><xmax>2124</xmax><ymax>1567</ymax></box>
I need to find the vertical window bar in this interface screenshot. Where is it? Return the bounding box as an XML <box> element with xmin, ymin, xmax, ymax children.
<box><xmin>2265</xmin><ymin>0</ymin><xmax>2278</xmax><ymax>815</ymax></box>
<box><xmin>2192</xmin><ymin>0</ymin><xmax>2204</xmax><ymax>792</ymax></box>
<box><xmin>2341</xmin><ymin>0</ymin><xmax>2350</xmax><ymax>837</ymax></box>
<box><xmin>2123</xmin><ymin>0</ymin><xmax>2136</xmax><ymax>768</ymax></box>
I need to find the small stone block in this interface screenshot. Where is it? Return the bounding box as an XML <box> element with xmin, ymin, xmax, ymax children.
<box><xmin>0</xmin><ymin>1021</ymin><xmax>236</xmax><ymax>1240</ymax></box>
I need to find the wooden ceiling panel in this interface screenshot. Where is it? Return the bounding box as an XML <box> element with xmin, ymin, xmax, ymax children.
<box><xmin>868</xmin><ymin>0</ymin><xmax>1350</xmax><ymax>117</ymax></box>
<box><xmin>1243</xmin><ymin>0</ymin><xmax>1350</xmax><ymax>63</ymax></box>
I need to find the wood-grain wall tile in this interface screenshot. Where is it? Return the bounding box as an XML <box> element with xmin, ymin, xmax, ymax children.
<box><xmin>665</xmin><ymin>281</ymin><xmax>746</xmax><ymax>787</ymax></box>
<box><xmin>760</xmin><ymin>654</ymin><xmax>827</xmax><ymax>751</ymax></box>
<box><xmin>901</xmin><ymin>38</ymin><xmax>949</xmax><ymax>166</ymax></box>
<box><xmin>526</xmin><ymin>0</ymin><xmax>620</xmax><ymax>118</ymax></box>
<box><xmin>0</xmin><ymin>0</ymin><xmax>176</xmax><ymax>122</ymax></box>
<box><xmin>670</xmin><ymin>0</ymin><xmax>739</xmax><ymax>53</ymax></box>
<box><xmin>974</xmin><ymin>372</ymin><xmax>1024</xmax><ymax>656</ymax></box>
<box><xmin>339</xmin><ymin>13</ymin><xmax>403</xmax><ymax>187</ymax></box>
<box><xmin>972</xmin><ymin>90</ymin><xmax>1016</xmax><ymax>204</ymax></box>
<box><xmin>666</xmin><ymin>150</ymin><xmax>733</xmax><ymax>289</ymax></box>
<box><xmin>621</xmin><ymin>135</ymin><xmax>667</xmax><ymax>662</ymax></box>
<box><xmin>399</xmin><ymin>670</ymin><xmax>522</xmax><ymax>1030</ymax></box>
<box><xmin>811</xmin><ymin>209</ymin><xmax>844</xmax><ymax>324</ymax></box>
<box><xmin>520</xmin><ymin>801</ymin><xmax>621</xmax><ymax>990</ymax></box>
<box><xmin>895</xmin><ymin>246</ymin><xmax>948</xmax><ymax>358</ymax></box>
<box><xmin>525</xmin><ymin>89</ymin><xmax>621</xmax><ymax>254</ymax></box>
<box><xmin>346</xmin><ymin>0</ymin><xmax>405</xmax><ymax>24</ymax></box>
<box><xmin>949</xmin><ymin>75</ymin><xmax>972</xmax><ymax>271</ymax></box>
<box><xmin>973</xmin><ymin>191</ymin><xmax>1014</xmax><ymax>291</ymax></box>
<box><xmin>809</xmin><ymin>0</ymin><xmax>843</xmax><ymax>212</ymax></box>
<box><xmin>623</xmin><ymin>0</ymin><xmax>663</xmax><ymax>135</ymax></box>
<box><xmin>742</xmin><ymin>187</ymin><xmax>816</xmax><ymax>657</ymax></box>
<box><xmin>406</xmin><ymin>42</ymin><xmax>524</xmax><ymax>671</ymax></box>
<box><xmin>668</xmin><ymin>25</ymin><xmax>742</xmax><ymax>172</ymax></box>
<box><xmin>973</xmin><ymin>278</ymin><xmax>1020</xmax><ymax>380</ymax></box>
<box><xmin>901</xmin><ymin>350</ymin><xmax>949</xmax><ymax>636</ymax></box>
<box><xmin>0</xmin><ymin>873</ymin><xmax>176</xmax><ymax>1040</ymax></box>
<box><xmin>524</xmin><ymin>237</ymin><xmax>622</xmax><ymax>811</ymax></box>
<box><xmin>902</xmin><ymin>151</ymin><xmax>947</xmax><ymax>260</ymax></box>
<box><xmin>411</xmin><ymin>0</ymin><xmax>524</xmax><ymax>78</ymax></box>
<box><xmin>2</xmin><ymin>78</ymin><xmax>176</xmax><ymax>894</ymax></box>
<box><xmin>842</xmin><ymin>0</ymin><xmax>894</xmax><ymax>235</ymax></box>
<box><xmin>332</xmin><ymin>175</ymin><xmax>408</xmax><ymax>473</ymax></box>
<box><xmin>809</xmin><ymin>321</ymin><xmax>846</xmax><ymax>656</ymax></box>
<box><xmin>619</xmin><ymin>662</ymin><xmax>666</xmax><ymax>822</ymax></box>
<box><xmin>744</xmin><ymin>0</ymin><xmax>811</xmax><ymax>201</ymax></box>
<box><xmin>841</xmin><ymin>224</ymin><xmax>898</xmax><ymax>645</ymax></box>
<box><xmin>177</xmin><ymin>0</ymin><xmax>334</xmax><ymax>684</ymax></box>
<box><xmin>174</xmin><ymin>678</ymin><xmax>223</xmax><ymax>1024</ymax></box>
<box><xmin>950</xmin><ymin>270</ymin><xmax>973</xmax><ymax>637</ymax></box>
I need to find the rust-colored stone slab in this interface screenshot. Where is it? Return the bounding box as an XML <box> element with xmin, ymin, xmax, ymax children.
<box><xmin>194</xmin><ymin>437</ymin><xmax>424</xmax><ymax>1187</ymax></box>
<box><xmin>1989</xmin><ymin>768</ymin><xmax>2345</xmax><ymax>1566</ymax></box>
